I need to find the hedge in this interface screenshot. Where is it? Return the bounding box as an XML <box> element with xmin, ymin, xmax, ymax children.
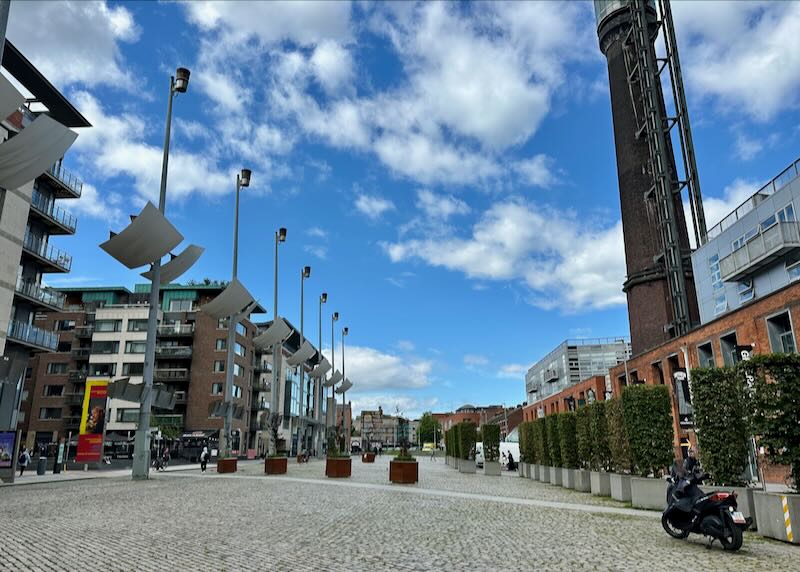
<box><xmin>546</xmin><ymin>414</ymin><xmax>562</xmax><ymax>468</ymax></box>
<box><xmin>524</xmin><ymin>422</ymin><xmax>537</xmax><ymax>465</ymax></box>
<box><xmin>745</xmin><ymin>354</ymin><xmax>800</xmax><ymax>491</ymax></box>
<box><xmin>518</xmin><ymin>421</ymin><xmax>529</xmax><ymax>463</ymax></box>
<box><xmin>559</xmin><ymin>411</ymin><xmax>578</xmax><ymax>469</ymax></box>
<box><xmin>606</xmin><ymin>398</ymin><xmax>632</xmax><ymax>473</ymax></box>
<box><xmin>692</xmin><ymin>367</ymin><xmax>751</xmax><ymax>486</ymax></box>
<box><xmin>622</xmin><ymin>385</ymin><xmax>674</xmax><ymax>477</ymax></box>
<box><xmin>535</xmin><ymin>417</ymin><xmax>550</xmax><ymax>466</ymax></box>
<box><xmin>590</xmin><ymin>401</ymin><xmax>611</xmax><ymax>471</ymax></box>
<box><xmin>483</xmin><ymin>424</ymin><xmax>501</xmax><ymax>462</ymax></box>
<box><xmin>459</xmin><ymin>421</ymin><xmax>477</xmax><ymax>460</ymax></box>
<box><xmin>575</xmin><ymin>405</ymin><xmax>592</xmax><ymax>469</ymax></box>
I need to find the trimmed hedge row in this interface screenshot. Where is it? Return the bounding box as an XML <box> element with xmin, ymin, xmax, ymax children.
<box><xmin>483</xmin><ymin>424</ymin><xmax>500</xmax><ymax>462</ymax></box>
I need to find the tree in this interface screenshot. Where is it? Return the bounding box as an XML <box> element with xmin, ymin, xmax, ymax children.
<box><xmin>418</xmin><ymin>411</ymin><xmax>442</xmax><ymax>444</ymax></box>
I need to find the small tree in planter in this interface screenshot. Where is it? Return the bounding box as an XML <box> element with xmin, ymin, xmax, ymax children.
<box><xmin>265</xmin><ymin>413</ymin><xmax>287</xmax><ymax>475</ymax></box>
<box><xmin>606</xmin><ymin>398</ymin><xmax>632</xmax><ymax>473</ymax></box>
<box><xmin>325</xmin><ymin>424</ymin><xmax>351</xmax><ymax>478</ymax></box>
<box><xmin>524</xmin><ymin>422</ymin><xmax>537</xmax><ymax>467</ymax></box>
<box><xmin>458</xmin><ymin>421</ymin><xmax>477</xmax><ymax>473</ymax></box>
<box><xmin>621</xmin><ymin>385</ymin><xmax>674</xmax><ymax>477</ymax></box>
<box><xmin>590</xmin><ymin>401</ymin><xmax>612</xmax><ymax>472</ymax></box>
<box><xmin>535</xmin><ymin>417</ymin><xmax>550</xmax><ymax>480</ymax></box>
<box><xmin>559</xmin><ymin>411</ymin><xmax>578</xmax><ymax>488</ymax></box>
<box><xmin>518</xmin><ymin>421</ymin><xmax>529</xmax><ymax>467</ymax></box>
<box><xmin>576</xmin><ymin>405</ymin><xmax>593</xmax><ymax>469</ymax></box>
<box><xmin>482</xmin><ymin>424</ymin><xmax>501</xmax><ymax>476</ymax></box>
<box><xmin>390</xmin><ymin>415</ymin><xmax>418</xmax><ymax>484</ymax></box>
<box><xmin>546</xmin><ymin>414</ymin><xmax>562</xmax><ymax>468</ymax></box>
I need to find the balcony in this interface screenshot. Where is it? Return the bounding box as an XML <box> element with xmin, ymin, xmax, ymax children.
<box><xmin>14</xmin><ymin>276</ymin><xmax>66</xmax><ymax>311</ymax></box>
<box><xmin>544</xmin><ymin>368</ymin><xmax>559</xmax><ymax>383</ymax></box>
<box><xmin>157</xmin><ymin>323</ymin><xmax>194</xmax><ymax>337</ymax></box>
<box><xmin>153</xmin><ymin>368</ymin><xmax>190</xmax><ymax>383</ymax></box>
<box><xmin>22</xmin><ymin>232</ymin><xmax>72</xmax><ymax>273</ymax></box>
<box><xmin>65</xmin><ymin>393</ymin><xmax>85</xmax><ymax>406</ymax></box>
<box><xmin>64</xmin><ymin>416</ymin><xmax>81</xmax><ymax>429</ymax></box>
<box><xmin>155</xmin><ymin>345</ymin><xmax>192</xmax><ymax>359</ymax></box>
<box><xmin>29</xmin><ymin>187</ymin><xmax>77</xmax><ymax>234</ymax></box>
<box><xmin>251</xmin><ymin>398</ymin><xmax>269</xmax><ymax>411</ymax></box>
<box><xmin>253</xmin><ymin>378</ymin><xmax>270</xmax><ymax>392</ymax></box>
<box><xmin>71</xmin><ymin>347</ymin><xmax>91</xmax><ymax>360</ymax></box>
<box><xmin>151</xmin><ymin>414</ymin><xmax>184</xmax><ymax>427</ymax></box>
<box><xmin>43</xmin><ymin>163</ymin><xmax>83</xmax><ymax>199</ymax></box>
<box><xmin>74</xmin><ymin>325</ymin><xmax>94</xmax><ymax>338</ymax></box>
<box><xmin>68</xmin><ymin>369</ymin><xmax>87</xmax><ymax>383</ymax></box>
<box><xmin>720</xmin><ymin>222</ymin><xmax>800</xmax><ymax>282</ymax></box>
<box><xmin>6</xmin><ymin>319</ymin><xmax>58</xmax><ymax>351</ymax></box>
<box><xmin>254</xmin><ymin>362</ymin><xmax>272</xmax><ymax>374</ymax></box>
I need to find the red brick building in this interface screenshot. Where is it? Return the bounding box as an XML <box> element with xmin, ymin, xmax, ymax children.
<box><xmin>522</xmin><ymin>375</ymin><xmax>607</xmax><ymax>422</ymax></box>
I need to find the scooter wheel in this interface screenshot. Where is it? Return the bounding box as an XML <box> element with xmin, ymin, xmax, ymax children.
<box><xmin>719</xmin><ymin>521</ymin><xmax>743</xmax><ymax>551</ymax></box>
<box><xmin>661</xmin><ymin>513</ymin><xmax>690</xmax><ymax>539</ymax></box>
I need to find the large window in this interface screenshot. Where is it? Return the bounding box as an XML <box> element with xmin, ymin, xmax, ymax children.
<box><xmin>215</xmin><ymin>338</ymin><xmax>226</xmax><ymax>351</ymax></box>
<box><xmin>42</xmin><ymin>385</ymin><xmax>64</xmax><ymax>397</ymax></box>
<box><xmin>39</xmin><ymin>407</ymin><xmax>62</xmax><ymax>420</ymax></box>
<box><xmin>89</xmin><ymin>363</ymin><xmax>117</xmax><ymax>376</ymax></box>
<box><xmin>234</xmin><ymin>363</ymin><xmax>244</xmax><ymax>378</ymax></box>
<box><xmin>697</xmin><ymin>342</ymin><xmax>715</xmax><ymax>367</ymax></box>
<box><xmin>738</xmin><ymin>280</ymin><xmax>754</xmax><ymax>304</ymax></box>
<box><xmin>116</xmin><ymin>408</ymin><xmax>140</xmax><ymax>423</ymax></box>
<box><xmin>127</xmin><ymin>319</ymin><xmax>149</xmax><ymax>332</ymax></box>
<box><xmin>125</xmin><ymin>341</ymin><xmax>147</xmax><ymax>354</ymax></box>
<box><xmin>233</xmin><ymin>385</ymin><xmax>242</xmax><ymax>399</ymax></box>
<box><xmin>213</xmin><ymin>360</ymin><xmax>225</xmax><ymax>373</ymax></box>
<box><xmin>91</xmin><ymin>341</ymin><xmax>119</xmax><ymax>354</ymax></box>
<box><xmin>236</xmin><ymin>323</ymin><xmax>246</xmax><ymax>337</ymax></box>
<box><xmin>211</xmin><ymin>382</ymin><xmax>223</xmax><ymax>395</ymax></box>
<box><xmin>708</xmin><ymin>254</ymin><xmax>727</xmax><ymax>315</ymax></box>
<box><xmin>169</xmin><ymin>299</ymin><xmax>193</xmax><ymax>312</ymax></box>
<box><xmin>95</xmin><ymin>319</ymin><xmax>122</xmax><ymax>332</ymax></box>
<box><xmin>55</xmin><ymin>319</ymin><xmax>75</xmax><ymax>331</ymax></box>
<box><xmin>720</xmin><ymin>332</ymin><xmax>738</xmax><ymax>366</ymax></box>
<box><xmin>47</xmin><ymin>362</ymin><xmax>68</xmax><ymax>375</ymax></box>
<box><xmin>235</xmin><ymin>342</ymin><xmax>245</xmax><ymax>357</ymax></box>
<box><xmin>122</xmin><ymin>362</ymin><xmax>144</xmax><ymax>376</ymax></box>
<box><xmin>767</xmin><ymin>312</ymin><xmax>796</xmax><ymax>354</ymax></box>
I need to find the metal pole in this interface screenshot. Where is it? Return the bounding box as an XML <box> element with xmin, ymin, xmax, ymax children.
<box><xmin>132</xmin><ymin>76</ymin><xmax>175</xmax><ymax>480</ymax></box>
<box><xmin>221</xmin><ymin>176</ymin><xmax>241</xmax><ymax>459</ymax></box>
<box><xmin>0</xmin><ymin>1</ymin><xmax>10</xmax><ymax>65</ymax></box>
<box><xmin>270</xmin><ymin>232</ymin><xmax>280</xmax><ymax>454</ymax></box>
<box><xmin>341</xmin><ymin>332</ymin><xmax>346</xmax><ymax>435</ymax></box>
<box><xmin>317</xmin><ymin>296</ymin><xmax>323</xmax><ymax>453</ymax></box>
<box><xmin>330</xmin><ymin>314</ymin><xmax>335</xmax><ymax>427</ymax></box>
<box><xmin>297</xmin><ymin>270</ymin><xmax>304</xmax><ymax>455</ymax></box>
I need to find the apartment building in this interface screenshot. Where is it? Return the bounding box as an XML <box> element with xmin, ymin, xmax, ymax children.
<box><xmin>0</xmin><ymin>41</ymin><xmax>90</xmax><ymax>432</ymax></box>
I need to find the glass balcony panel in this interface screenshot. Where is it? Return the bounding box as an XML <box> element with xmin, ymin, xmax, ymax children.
<box><xmin>15</xmin><ymin>276</ymin><xmax>66</xmax><ymax>309</ymax></box>
<box><xmin>7</xmin><ymin>319</ymin><xmax>59</xmax><ymax>350</ymax></box>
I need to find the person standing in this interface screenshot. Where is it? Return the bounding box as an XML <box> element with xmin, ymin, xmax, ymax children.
<box><xmin>18</xmin><ymin>447</ymin><xmax>31</xmax><ymax>477</ymax></box>
<box><xmin>200</xmin><ymin>446</ymin><xmax>209</xmax><ymax>473</ymax></box>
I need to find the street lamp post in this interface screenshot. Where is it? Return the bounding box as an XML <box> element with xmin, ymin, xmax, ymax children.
<box><xmin>296</xmin><ymin>266</ymin><xmax>311</xmax><ymax>455</ymax></box>
<box><xmin>341</xmin><ymin>326</ymin><xmax>349</xmax><ymax>436</ymax></box>
<box><xmin>330</xmin><ymin>311</ymin><xmax>338</xmax><ymax>433</ymax></box>
<box><xmin>317</xmin><ymin>292</ymin><xmax>327</xmax><ymax>454</ymax></box>
<box><xmin>221</xmin><ymin>168</ymin><xmax>251</xmax><ymax>459</ymax></box>
<box><xmin>270</xmin><ymin>227</ymin><xmax>287</xmax><ymax>450</ymax></box>
<box><xmin>132</xmin><ymin>67</ymin><xmax>190</xmax><ymax>480</ymax></box>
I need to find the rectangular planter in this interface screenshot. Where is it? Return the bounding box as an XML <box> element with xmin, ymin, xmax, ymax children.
<box><xmin>530</xmin><ymin>464</ymin><xmax>540</xmax><ymax>481</ymax></box>
<box><xmin>325</xmin><ymin>456</ymin><xmax>352</xmax><ymax>478</ymax></box>
<box><xmin>458</xmin><ymin>459</ymin><xmax>476</xmax><ymax>474</ymax></box>
<box><xmin>753</xmin><ymin>491</ymin><xmax>799</xmax><ymax>544</ymax></box>
<box><xmin>610</xmin><ymin>473</ymin><xmax>632</xmax><ymax>502</ymax></box>
<box><xmin>362</xmin><ymin>452</ymin><xmax>376</xmax><ymax>463</ymax></box>
<box><xmin>518</xmin><ymin>462</ymin><xmax>526</xmax><ymax>478</ymax></box>
<box><xmin>390</xmin><ymin>460</ymin><xmax>418</xmax><ymax>484</ymax></box>
<box><xmin>562</xmin><ymin>468</ymin><xmax>576</xmax><ymax>489</ymax></box>
<box><xmin>630</xmin><ymin>476</ymin><xmax>667</xmax><ymax>510</ymax></box>
<box><xmin>539</xmin><ymin>465</ymin><xmax>550</xmax><ymax>482</ymax></box>
<box><xmin>574</xmin><ymin>469</ymin><xmax>592</xmax><ymax>492</ymax></box>
<box><xmin>549</xmin><ymin>466</ymin><xmax>562</xmax><ymax>486</ymax></box>
<box><xmin>264</xmin><ymin>456</ymin><xmax>287</xmax><ymax>475</ymax></box>
<box><xmin>484</xmin><ymin>461</ymin><xmax>501</xmax><ymax>476</ymax></box>
<box><xmin>216</xmin><ymin>457</ymin><xmax>237</xmax><ymax>474</ymax></box>
<box><xmin>590</xmin><ymin>471</ymin><xmax>611</xmax><ymax>496</ymax></box>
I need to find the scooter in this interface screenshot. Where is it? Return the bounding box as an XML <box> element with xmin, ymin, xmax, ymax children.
<box><xmin>661</xmin><ymin>468</ymin><xmax>752</xmax><ymax>551</ymax></box>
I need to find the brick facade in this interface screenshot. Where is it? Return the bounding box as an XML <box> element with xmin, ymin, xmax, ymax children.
<box><xmin>522</xmin><ymin>375</ymin><xmax>607</xmax><ymax>422</ymax></box>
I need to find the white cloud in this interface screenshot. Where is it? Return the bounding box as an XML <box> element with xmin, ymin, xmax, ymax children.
<box><xmin>8</xmin><ymin>1</ymin><xmax>139</xmax><ymax>90</ymax></box>
<box><xmin>303</xmin><ymin>245</ymin><xmax>328</xmax><ymax>260</ymax></box>
<box><xmin>416</xmin><ymin>189</ymin><xmax>469</xmax><ymax>219</ymax></box>
<box><xmin>396</xmin><ymin>340</ymin><xmax>415</xmax><ymax>351</ymax></box>
<box><xmin>733</xmin><ymin>132</ymin><xmax>763</xmax><ymax>161</ymax></box>
<box><xmin>349</xmin><ymin>394</ymin><xmax>439</xmax><ymax>419</ymax></box>
<box><xmin>310</xmin><ymin>40</ymin><xmax>354</xmax><ymax>95</ymax></box>
<box><xmin>322</xmin><ymin>344</ymin><xmax>432</xmax><ymax>391</ymax></box>
<box><xmin>514</xmin><ymin>154</ymin><xmax>559</xmax><ymax>188</ymax></box>
<box><xmin>307</xmin><ymin>227</ymin><xmax>328</xmax><ymax>239</ymax></box>
<box><xmin>69</xmin><ymin>183</ymin><xmax>124</xmax><ymax>224</ymax></box>
<box><xmin>497</xmin><ymin>363</ymin><xmax>529</xmax><ymax>379</ymax></box>
<box><xmin>355</xmin><ymin>194</ymin><xmax>395</xmax><ymax>220</ymax></box>
<box><xmin>463</xmin><ymin>354</ymin><xmax>489</xmax><ymax>366</ymax></box>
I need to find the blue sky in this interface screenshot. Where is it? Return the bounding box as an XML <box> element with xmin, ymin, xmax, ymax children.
<box><xmin>7</xmin><ymin>1</ymin><xmax>800</xmax><ymax>417</ymax></box>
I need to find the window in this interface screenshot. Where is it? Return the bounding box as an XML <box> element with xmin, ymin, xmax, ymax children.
<box><xmin>697</xmin><ymin>342</ymin><xmax>715</xmax><ymax>367</ymax></box>
<box><xmin>42</xmin><ymin>385</ymin><xmax>64</xmax><ymax>397</ymax></box>
<box><xmin>211</xmin><ymin>382</ymin><xmax>223</xmax><ymax>395</ymax></box>
<box><xmin>169</xmin><ymin>299</ymin><xmax>193</xmax><ymax>312</ymax></box>
<box><xmin>236</xmin><ymin>323</ymin><xmax>246</xmax><ymax>337</ymax></box>
<box><xmin>91</xmin><ymin>341</ymin><xmax>119</xmax><ymax>354</ymax></box>
<box><xmin>122</xmin><ymin>362</ymin><xmax>144</xmax><ymax>376</ymax></box>
<box><xmin>720</xmin><ymin>332</ymin><xmax>739</xmax><ymax>366</ymax></box>
<box><xmin>217</xmin><ymin>318</ymin><xmax>228</xmax><ymax>329</ymax></box>
<box><xmin>234</xmin><ymin>363</ymin><xmax>243</xmax><ymax>378</ymax></box>
<box><xmin>215</xmin><ymin>339</ymin><xmax>226</xmax><ymax>351</ymax></box>
<box><xmin>767</xmin><ymin>312</ymin><xmax>796</xmax><ymax>354</ymax></box>
<box><xmin>125</xmin><ymin>341</ymin><xmax>147</xmax><ymax>354</ymax></box>
<box><xmin>732</xmin><ymin>227</ymin><xmax>758</xmax><ymax>251</ymax></box>
<box><xmin>738</xmin><ymin>280</ymin><xmax>755</xmax><ymax>303</ymax></box>
<box><xmin>708</xmin><ymin>254</ymin><xmax>727</xmax><ymax>315</ymax></box>
<box><xmin>95</xmin><ymin>319</ymin><xmax>122</xmax><ymax>332</ymax></box>
<box><xmin>778</xmin><ymin>203</ymin><xmax>795</xmax><ymax>223</ymax></box>
<box><xmin>89</xmin><ymin>363</ymin><xmax>117</xmax><ymax>376</ymax></box>
<box><xmin>234</xmin><ymin>342</ymin><xmax>245</xmax><ymax>357</ymax></box>
<box><xmin>213</xmin><ymin>360</ymin><xmax>225</xmax><ymax>373</ymax></box>
<box><xmin>55</xmin><ymin>319</ymin><xmax>75</xmax><ymax>331</ymax></box>
<box><xmin>233</xmin><ymin>385</ymin><xmax>242</xmax><ymax>399</ymax></box>
<box><xmin>39</xmin><ymin>407</ymin><xmax>62</xmax><ymax>420</ymax></box>
<box><xmin>787</xmin><ymin>253</ymin><xmax>800</xmax><ymax>282</ymax></box>
<box><xmin>127</xmin><ymin>319</ymin><xmax>149</xmax><ymax>332</ymax></box>
<box><xmin>116</xmin><ymin>408</ymin><xmax>140</xmax><ymax>423</ymax></box>
<box><xmin>760</xmin><ymin>214</ymin><xmax>777</xmax><ymax>232</ymax></box>
<box><xmin>57</xmin><ymin>341</ymin><xmax>71</xmax><ymax>352</ymax></box>
<box><xmin>46</xmin><ymin>362</ymin><xmax>68</xmax><ymax>375</ymax></box>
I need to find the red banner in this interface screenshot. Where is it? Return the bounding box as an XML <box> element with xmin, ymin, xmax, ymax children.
<box><xmin>76</xmin><ymin>378</ymin><xmax>108</xmax><ymax>463</ymax></box>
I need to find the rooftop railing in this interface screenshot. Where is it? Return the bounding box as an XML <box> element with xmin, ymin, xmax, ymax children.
<box><xmin>30</xmin><ymin>187</ymin><xmax>78</xmax><ymax>232</ymax></box>
<box><xmin>23</xmin><ymin>232</ymin><xmax>72</xmax><ymax>272</ymax></box>
<box><xmin>46</xmin><ymin>162</ymin><xmax>83</xmax><ymax>197</ymax></box>
<box><xmin>7</xmin><ymin>319</ymin><xmax>59</xmax><ymax>351</ymax></box>
<box><xmin>15</xmin><ymin>276</ymin><xmax>66</xmax><ymax>309</ymax></box>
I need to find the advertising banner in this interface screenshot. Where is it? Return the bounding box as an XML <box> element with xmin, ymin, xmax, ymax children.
<box><xmin>0</xmin><ymin>431</ymin><xmax>16</xmax><ymax>468</ymax></box>
<box><xmin>76</xmin><ymin>378</ymin><xmax>109</xmax><ymax>463</ymax></box>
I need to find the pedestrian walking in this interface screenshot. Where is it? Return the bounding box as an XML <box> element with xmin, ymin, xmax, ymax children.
<box><xmin>162</xmin><ymin>447</ymin><xmax>171</xmax><ymax>470</ymax></box>
<box><xmin>430</xmin><ymin>447</ymin><xmax>436</xmax><ymax>462</ymax></box>
<box><xmin>200</xmin><ymin>446</ymin><xmax>209</xmax><ymax>473</ymax></box>
<box><xmin>18</xmin><ymin>447</ymin><xmax>31</xmax><ymax>477</ymax></box>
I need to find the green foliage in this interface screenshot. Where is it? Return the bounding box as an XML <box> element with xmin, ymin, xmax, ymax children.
<box><xmin>606</xmin><ymin>398</ymin><xmax>632</xmax><ymax>473</ymax></box>
<box><xmin>518</xmin><ymin>422</ymin><xmax>529</xmax><ymax>463</ymax></box>
<box><xmin>458</xmin><ymin>422</ymin><xmax>477</xmax><ymax>460</ymax></box>
<box><xmin>454</xmin><ymin>423</ymin><xmax>462</xmax><ymax>459</ymax></box>
<box><xmin>559</xmin><ymin>411</ymin><xmax>578</xmax><ymax>469</ymax></box>
<box><xmin>745</xmin><ymin>354</ymin><xmax>800</xmax><ymax>491</ymax></box>
<box><xmin>575</xmin><ymin>405</ymin><xmax>592</xmax><ymax>470</ymax></box>
<box><xmin>589</xmin><ymin>401</ymin><xmax>611</xmax><ymax>471</ymax></box>
<box><xmin>692</xmin><ymin>366</ymin><xmax>752</xmax><ymax>486</ymax></box>
<box><xmin>524</xmin><ymin>422</ymin><xmax>537</xmax><ymax>465</ymax></box>
<box><xmin>483</xmin><ymin>424</ymin><xmax>501</xmax><ymax>462</ymax></box>
<box><xmin>535</xmin><ymin>418</ymin><xmax>550</xmax><ymax>466</ymax></box>
<box><xmin>546</xmin><ymin>414</ymin><xmax>562</xmax><ymax>468</ymax></box>
<box><xmin>621</xmin><ymin>385</ymin><xmax>674</xmax><ymax>477</ymax></box>
<box><xmin>418</xmin><ymin>412</ymin><xmax>442</xmax><ymax>444</ymax></box>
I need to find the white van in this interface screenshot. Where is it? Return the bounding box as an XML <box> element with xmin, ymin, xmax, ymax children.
<box><xmin>474</xmin><ymin>437</ymin><xmax>519</xmax><ymax>470</ymax></box>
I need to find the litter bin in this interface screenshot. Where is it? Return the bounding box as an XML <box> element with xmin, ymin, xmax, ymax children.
<box><xmin>53</xmin><ymin>460</ymin><xmax>62</xmax><ymax>474</ymax></box>
<box><xmin>37</xmin><ymin>457</ymin><xmax>47</xmax><ymax>475</ymax></box>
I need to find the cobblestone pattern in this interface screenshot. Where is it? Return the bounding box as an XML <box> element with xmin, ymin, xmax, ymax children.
<box><xmin>0</xmin><ymin>457</ymin><xmax>796</xmax><ymax>571</ymax></box>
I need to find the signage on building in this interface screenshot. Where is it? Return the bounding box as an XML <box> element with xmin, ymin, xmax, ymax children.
<box><xmin>76</xmin><ymin>378</ymin><xmax>109</xmax><ymax>463</ymax></box>
<box><xmin>673</xmin><ymin>368</ymin><xmax>693</xmax><ymax>427</ymax></box>
<box><xmin>736</xmin><ymin>344</ymin><xmax>755</xmax><ymax>390</ymax></box>
<box><xmin>0</xmin><ymin>431</ymin><xmax>15</xmax><ymax>468</ymax></box>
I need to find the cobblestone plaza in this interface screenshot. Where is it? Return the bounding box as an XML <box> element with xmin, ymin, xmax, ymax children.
<box><xmin>1</xmin><ymin>457</ymin><xmax>797</xmax><ymax>571</ymax></box>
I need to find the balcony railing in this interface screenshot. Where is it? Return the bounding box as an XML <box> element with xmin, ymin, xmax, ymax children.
<box><xmin>157</xmin><ymin>323</ymin><xmax>194</xmax><ymax>336</ymax></box>
<box><xmin>14</xmin><ymin>276</ymin><xmax>66</xmax><ymax>310</ymax></box>
<box><xmin>155</xmin><ymin>346</ymin><xmax>192</xmax><ymax>358</ymax></box>
<box><xmin>720</xmin><ymin>222</ymin><xmax>800</xmax><ymax>281</ymax></box>
<box><xmin>65</xmin><ymin>393</ymin><xmax>85</xmax><ymax>406</ymax></box>
<box><xmin>30</xmin><ymin>187</ymin><xmax>77</xmax><ymax>233</ymax></box>
<box><xmin>22</xmin><ymin>232</ymin><xmax>72</xmax><ymax>272</ymax></box>
<box><xmin>153</xmin><ymin>368</ymin><xmax>190</xmax><ymax>382</ymax></box>
<box><xmin>46</xmin><ymin>163</ymin><xmax>83</xmax><ymax>198</ymax></box>
<box><xmin>68</xmin><ymin>369</ymin><xmax>87</xmax><ymax>383</ymax></box>
<box><xmin>152</xmin><ymin>414</ymin><xmax>184</xmax><ymax>427</ymax></box>
<box><xmin>7</xmin><ymin>319</ymin><xmax>58</xmax><ymax>351</ymax></box>
<box><xmin>71</xmin><ymin>347</ymin><xmax>91</xmax><ymax>359</ymax></box>
<box><xmin>74</xmin><ymin>325</ymin><xmax>94</xmax><ymax>338</ymax></box>
<box><xmin>253</xmin><ymin>379</ymin><xmax>270</xmax><ymax>392</ymax></box>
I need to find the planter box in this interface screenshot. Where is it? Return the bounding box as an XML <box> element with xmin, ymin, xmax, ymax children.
<box><xmin>459</xmin><ymin>459</ymin><xmax>476</xmax><ymax>474</ymax></box>
<box><xmin>264</xmin><ymin>456</ymin><xmax>287</xmax><ymax>475</ymax></box>
<box><xmin>610</xmin><ymin>473</ymin><xmax>632</xmax><ymax>502</ymax></box>
<box><xmin>325</xmin><ymin>456</ymin><xmax>352</xmax><ymax>478</ymax></box>
<box><xmin>518</xmin><ymin>462</ymin><xmax>526</xmax><ymax>477</ymax></box>
<box><xmin>562</xmin><ymin>468</ymin><xmax>576</xmax><ymax>489</ymax></box>
<box><xmin>484</xmin><ymin>461</ymin><xmax>501</xmax><ymax>476</ymax></box>
<box><xmin>590</xmin><ymin>471</ymin><xmax>611</xmax><ymax>496</ymax></box>
<box><xmin>539</xmin><ymin>465</ymin><xmax>550</xmax><ymax>482</ymax></box>
<box><xmin>362</xmin><ymin>452</ymin><xmax>376</xmax><ymax>463</ymax></box>
<box><xmin>574</xmin><ymin>469</ymin><xmax>592</xmax><ymax>492</ymax></box>
<box><xmin>630</xmin><ymin>476</ymin><xmax>667</xmax><ymax>510</ymax></box>
<box><xmin>216</xmin><ymin>457</ymin><xmax>237</xmax><ymax>474</ymax></box>
<box><xmin>389</xmin><ymin>460</ymin><xmax>418</xmax><ymax>484</ymax></box>
<box><xmin>753</xmin><ymin>491</ymin><xmax>799</xmax><ymax>544</ymax></box>
<box><xmin>549</xmin><ymin>466</ymin><xmax>563</xmax><ymax>486</ymax></box>
<box><xmin>530</xmin><ymin>464</ymin><xmax>540</xmax><ymax>481</ymax></box>
<box><xmin>726</xmin><ymin>487</ymin><xmax>756</xmax><ymax>531</ymax></box>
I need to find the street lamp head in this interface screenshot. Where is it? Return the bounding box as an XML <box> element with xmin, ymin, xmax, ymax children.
<box><xmin>320</xmin><ymin>292</ymin><xmax>328</xmax><ymax>303</ymax></box>
<box><xmin>277</xmin><ymin>227</ymin><xmax>287</xmax><ymax>242</ymax></box>
<box><xmin>174</xmin><ymin>67</ymin><xmax>191</xmax><ymax>93</ymax></box>
<box><xmin>343</xmin><ymin>326</ymin><xmax>349</xmax><ymax>336</ymax></box>
<box><xmin>240</xmin><ymin>168</ymin><xmax>251</xmax><ymax>187</ymax></box>
<box><xmin>332</xmin><ymin>311</ymin><xmax>339</xmax><ymax>322</ymax></box>
<box><xmin>303</xmin><ymin>265</ymin><xmax>311</xmax><ymax>278</ymax></box>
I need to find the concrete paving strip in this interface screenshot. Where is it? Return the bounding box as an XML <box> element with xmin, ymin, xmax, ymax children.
<box><xmin>164</xmin><ymin>471</ymin><xmax>662</xmax><ymax>520</ymax></box>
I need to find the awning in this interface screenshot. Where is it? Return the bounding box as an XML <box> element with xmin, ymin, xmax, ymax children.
<box><xmin>324</xmin><ymin>370</ymin><xmax>343</xmax><ymax>387</ymax></box>
<box><xmin>286</xmin><ymin>340</ymin><xmax>315</xmax><ymax>367</ymax></box>
<box><xmin>0</xmin><ymin>114</ymin><xmax>78</xmax><ymax>190</ymax></box>
<box><xmin>141</xmin><ymin>244</ymin><xmax>204</xmax><ymax>284</ymax></box>
<box><xmin>0</xmin><ymin>73</ymin><xmax>25</xmax><ymax>122</ymax></box>
<box><xmin>253</xmin><ymin>317</ymin><xmax>292</xmax><ymax>349</ymax></box>
<box><xmin>200</xmin><ymin>278</ymin><xmax>256</xmax><ymax>320</ymax></box>
<box><xmin>99</xmin><ymin>202</ymin><xmax>183</xmax><ymax>269</ymax></box>
<box><xmin>335</xmin><ymin>378</ymin><xmax>353</xmax><ymax>394</ymax></box>
<box><xmin>309</xmin><ymin>358</ymin><xmax>331</xmax><ymax>379</ymax></box>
